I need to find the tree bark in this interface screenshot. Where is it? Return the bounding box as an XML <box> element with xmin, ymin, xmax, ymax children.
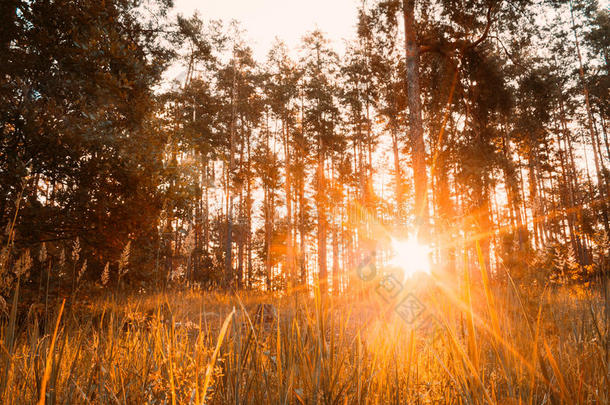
<box><xmin>283</xmin><ymin>116</ymin><xmax>295</xmax><ymax>289</ymax></box>
<box><xmin>225</xmin><ymin>53</ymin><xmax>238</xmax><ymax>287</ymax></box>
<box><xmin>402</xmin><ymin>0</ymin><xmax>429</xmax><ymax>242</ymax></box>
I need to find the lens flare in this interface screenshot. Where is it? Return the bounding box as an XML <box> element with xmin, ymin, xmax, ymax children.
<box><xmin>389</xmin><ymin>237</ymin><xmax>431</xmax><ymax>280</ymax></box>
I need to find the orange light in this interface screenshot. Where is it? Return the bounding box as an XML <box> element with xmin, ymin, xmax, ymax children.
<box><xmin>390</xmin><ymin>237</ymin><xmax>431</xmax><ymax>281</ymax></box>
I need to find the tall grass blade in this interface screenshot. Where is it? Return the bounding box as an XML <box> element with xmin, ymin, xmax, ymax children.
<box><xmin>37</xmin><ymin>299</ymin><xmax>65</xmax><ymax>405</ymax></box>
<box><xmin>201</xmin><ymin>307</ymin><xmax>235</xmax><ymax>404</ymax></box>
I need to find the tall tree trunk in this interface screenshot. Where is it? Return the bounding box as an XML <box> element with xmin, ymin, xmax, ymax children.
<box><xmin>332</xmin><ymin>221</ymin><xmax>340</xmax><ymax>295</ymax></box>
<box><xmin>570</xmin><ymin>0</ymin><xmax>610</xmax><ymax>234</ymax></box>
<box><xmin>559</xmin><ymin>95</ymin><xmax>588</xmax><ymax>261</ymax></box>
<box><xmin>501</xmin><ymin>130</ymin><xmax>527</xmax><ymax>250</ymax></box>
<box><xmin>246</xmin><ymin>124</ymin><xmax>253</xmax><ymax>288</ymax></box>
<box><xmin>600</xmin><ymin>114</ymin><xmax>610</xmax><ymax>160</ymax></box>
<box><xmin>402</xmin><ymin>0</ymin><xmax>429</xmax><ymax>242</ymax></box>
<box><xmin>390</xmin><ymin>123</ymin><xmax>404</xmax><ymax>219</ymax></box>
<box><xmin>283</xmin><ymin>117</ymin><xmax>295</xmax><ymax>289</ymax></box>
<box><xmin>236</xmin><ymin>120</ymin><xmax>246</xmax><ymax>289</ymax></box>
<box><xmin>298</xmin><ymin>96</ymin><xmax>307</xmax><ymax>287</ymax></box>
<box><xmin>528</xmin><ymin>153</ymin><xmax>541</xmax><ymax>249</ymax></box>
<box><xmin>264</xmin><ymin>119</ymin><xmax>273</xmax><ymax>291</ymax></box>
<box><xmin>264</xmin><ymin>186</ymin><xmax>272</xmax><ymax>290</ymax></box>
<box><xmin>298</xmin><ymin>175</ymin><xmax>307</xmax><ymax>285</ymax></box>
<box><xmin>317</xmin><ymin>149</ymin><xmax>328</xmax><ymax>292</ymax></box>
<box><xmin>554</xmin><ymin>112</ymin><xmax>582</xmax><ymax>262</ymax></box>
<box><xmin>204</xmin><ymin>162</ymin><xmax>210</xmax><ymax>254</ymax></box>
<box><xmin>225</xmin><ymin>54</ymin><xmax>238</xmax><ymax>287</ymax></box>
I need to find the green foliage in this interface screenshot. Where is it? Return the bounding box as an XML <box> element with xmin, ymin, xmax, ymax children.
<box><xmin>0</xmin><ymin>0</ymin><xmax>173</xmax><ymax>280</ymax></box>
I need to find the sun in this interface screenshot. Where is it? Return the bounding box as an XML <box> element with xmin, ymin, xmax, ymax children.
<box><xmin>389</xmin><ymin>237</ymin><xmax>431</xmax><ymax>280</ymax></box>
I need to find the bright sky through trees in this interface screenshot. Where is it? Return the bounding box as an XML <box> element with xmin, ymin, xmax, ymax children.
<box><xmin>173</xmin><ymin>0</ymin><xmax>359</xmax><ymax>59</ymax></box>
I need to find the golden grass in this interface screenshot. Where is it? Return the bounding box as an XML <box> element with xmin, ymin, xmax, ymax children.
<box><xmin>0</xmin><ymin>276</ymin><xmax>608</xmax><ymax>404</ymax></box>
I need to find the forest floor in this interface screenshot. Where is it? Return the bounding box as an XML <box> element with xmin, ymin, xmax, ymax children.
<box><xmin>1</xmin><ymin>275</ymin><xmax>609</xmax><ymax>404</ymax></box>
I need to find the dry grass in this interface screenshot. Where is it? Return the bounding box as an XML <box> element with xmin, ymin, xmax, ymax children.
<box><xmin>0</xmin><ymin>271</ymin><xmax>608</xmax><ymax>404</ymax></box>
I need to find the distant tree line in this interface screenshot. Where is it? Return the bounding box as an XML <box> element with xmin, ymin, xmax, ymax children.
<box><xmin>1</xmin><ymin>0</ymin><xmax>608</xmax><ymax>296</ymax></box>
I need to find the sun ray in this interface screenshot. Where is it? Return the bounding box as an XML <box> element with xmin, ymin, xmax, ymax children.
<box><xmin>389</xmin><ymin>237</ymin><xmax>431</xmax><ymax>280</ymax></box>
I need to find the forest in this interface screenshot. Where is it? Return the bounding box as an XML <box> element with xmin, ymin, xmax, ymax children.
<box><xmin>1</xmin><ymin>0</ymin><xmax>609</xmax><ymax>403</ymax></box>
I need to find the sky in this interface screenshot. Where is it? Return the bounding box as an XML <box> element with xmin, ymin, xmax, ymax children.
<box><xmin>171</xmin><ymin>0</ymin><xmax>360</xmax><ymax>60</ymax></box>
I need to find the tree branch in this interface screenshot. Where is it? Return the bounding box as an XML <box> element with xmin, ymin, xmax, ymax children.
<box><xmin>467</xmin><ymin>2</ymin><xmax>496</xmax><ymax>50</ymax></box>
<box><xmin>418</xmin><ymin>1</ymin><xmax>499</xmax><ymax>55</ymax></box>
